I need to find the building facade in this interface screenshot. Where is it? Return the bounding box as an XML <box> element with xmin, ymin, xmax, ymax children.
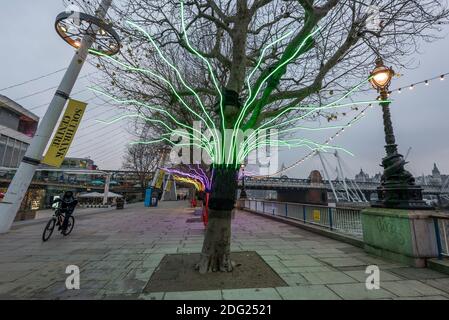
<box><xmin>0</xmin><ymin>95</ymin><xmax>39</xmax><ymax>168</ymax></box>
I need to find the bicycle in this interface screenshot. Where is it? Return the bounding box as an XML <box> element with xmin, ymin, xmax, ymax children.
<box><xmin>42</xmin><ymin>205</ymin><xmax>75</xmax><ymax>242</ymax></box>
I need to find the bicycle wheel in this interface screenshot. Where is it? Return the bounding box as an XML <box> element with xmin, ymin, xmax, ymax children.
<box><xmin>42</xmin><ymin>218</ymin><xmax>56</xmax><ymax>242</ymax></box>
<box><xmin>62</xmin><ymin>216</ymin><xmax>75</xmax><ymax>236</ymax></box>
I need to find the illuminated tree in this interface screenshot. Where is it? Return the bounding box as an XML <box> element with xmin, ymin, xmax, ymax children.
<box><xmin>73</xmin><ymin>0</ymin><xmax>448</xmax><ymax>273</ymax></box>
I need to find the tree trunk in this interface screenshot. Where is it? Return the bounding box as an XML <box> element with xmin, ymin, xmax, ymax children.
<box><xmin>196</xmin><ymin>167</ymin><xmax>238</xmax><ymax>273</ymax></box>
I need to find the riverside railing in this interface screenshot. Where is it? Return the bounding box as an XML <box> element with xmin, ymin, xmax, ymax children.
<box><xmin>433</xmin><ymin>214</ymin><xmax>449</xmax><ymax>258</ymax></box>
<box><xmin>242</xmin><ymin>199</ymin><xmax>363</xmax><ymax>238</ymax></box>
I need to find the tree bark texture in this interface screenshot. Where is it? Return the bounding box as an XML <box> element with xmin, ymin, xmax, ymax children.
<box><xmin>196</xmin><ymin>166</ymin><xmax>238</xmax><ymax>273</ymax></box>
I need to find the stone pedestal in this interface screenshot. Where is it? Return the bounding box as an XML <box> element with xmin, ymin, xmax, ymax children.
<box><xmin>361</xmin><ymin>208</ymin><xmax>438</xmax><ymax>267</ymax></box>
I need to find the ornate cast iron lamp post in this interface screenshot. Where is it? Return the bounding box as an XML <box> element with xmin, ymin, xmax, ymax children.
<box><xmin>370</xmin><ymin>57</ymin><xmax>430</xmax><ymax>209</ymax></box>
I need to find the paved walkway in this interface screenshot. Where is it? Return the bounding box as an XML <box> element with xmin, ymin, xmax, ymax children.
<box><xmin>1</xmin><ymin>201</ymin><xmax>448</xmax><ymax>300</ymax></box>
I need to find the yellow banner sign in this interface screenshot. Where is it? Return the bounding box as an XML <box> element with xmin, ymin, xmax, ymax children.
<box><xmin>165</xmin><ymin>179</ymin><xmax>173</xmax><ymax>192</ymax></box>
<box><xmin>154</xmin><ymin>170</ymin><xmax>165</xmax><ymax>189</ymax></box>
<box><xmin>41</xmin><ymin>99</ymin><xmax>87</xmax><ymax>167</ymax></box>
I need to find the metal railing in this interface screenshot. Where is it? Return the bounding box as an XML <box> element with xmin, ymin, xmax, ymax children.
<box><xmin>433</xmin><ymin>214</ymin><xmax>449</xmax><ymax>258</ymax></box>
<box><xmin>242</xmin><ymin>199</ymin><xmax>363</xmax><ymax>238</ymax></box>
<box><xmin>241</xmin><ymin>177</ymin><xmax>446</xmax><ymax>194</ymax></box>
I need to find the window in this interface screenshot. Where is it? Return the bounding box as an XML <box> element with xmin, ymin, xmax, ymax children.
<box><xmin>0</xmin><ymin>135</ymin><xmax>6</xmax><ymax>166</ymax></box>
<box><xmin>10</xmin><ymin>139</ymin><xmax>21</xmax><ymax>167</ymax></box>
<box><xmin>3</xmin><ymin>137</ymin><xmax>14</xmax><ymax>167</ymax></box>
<box><xmin>19</xmin><ymin>142</ymin><xmax>28</xmax><ymax>163</ymax></box>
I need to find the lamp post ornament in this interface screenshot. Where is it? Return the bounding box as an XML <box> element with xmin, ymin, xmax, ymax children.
<box><xmin>370</xmin><ymin>57</ymin><xmax>430</xmax><ymax>210</ymax></box>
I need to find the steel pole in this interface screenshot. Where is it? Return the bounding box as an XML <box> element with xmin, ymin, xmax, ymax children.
<box><xmin>335</xmin><ymin>151</ymin><xmax>351</xmax><ymax>201</ymax></box>
<box><xmin>317</xmin><ymin>151</ymin><xmax>339</xmax><ymax>202</ymax></box>
<box><xmin>0</xmin><ymin>0</ymin><xmax>113</xmax><ymax>233</ymax></box>
<box><xmin>103</xmin><ymin>174</ymin><xmax>111</xmax><ymax>205</ymax></box>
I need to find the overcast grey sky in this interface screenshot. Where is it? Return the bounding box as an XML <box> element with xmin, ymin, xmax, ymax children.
<box><xmin>1</xmin><ymin>1</ymin><xmax>448</xmax><ymax>177</ymax></box>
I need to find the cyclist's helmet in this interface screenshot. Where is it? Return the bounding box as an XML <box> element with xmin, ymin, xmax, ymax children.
<box><xmin>63</xmin><ymin>191</ymin><xmax>73</xmax><ymax>198</ymax></box>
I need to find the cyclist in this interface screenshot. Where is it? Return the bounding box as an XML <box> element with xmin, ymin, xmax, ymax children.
<box><xmin>53</xmin><ymin>191</ymin><xmax>78</xmax><ymax>232</ymax></box>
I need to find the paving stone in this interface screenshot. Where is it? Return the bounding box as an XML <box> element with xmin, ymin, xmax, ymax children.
<box><xmin>423</xmin><ymin>278</ymin><xmax>449</xmax><ymax>294</ymax></box>
<box><xmin>318</xmin><ymin>257</ymin><xmax>368</xmax><ymax>268</ymax></box>
<box><xmin>279</xmin><ymin>273</ymin><xmax>309</xmax><ymax>286</ymax></box>
<box><xmin>388</xmin><ymin>267</ymin><xmax>448</xmax><ymax>280</ymax></box>
<box><xmin>288</xmin><ymin>266</ymin><xmax>335</xmax><ymax>273</ymax></box>
<box><xmin>327</xmin><ymin>283</ymin><xmax>396</xmax><ymax>300</ymax></box>
<box><xmin>101</xmin><ymin>277</ymin><xmax>148</xmax><ymax>295</ymax></box>
<box><xmin>164</xmin><ymin>290</ymin><xmax>222</xmax><ymax>300</ymax></box>
<box><xmin>138</xmin><ymin>292</ymin><xmax>165</xmax><ymax>300</ymax></box>
<box><xmin>343</xmin><ymin>270</ymin><xmax>403</xmax><ymax>282</ymax></box>
<box><xmin>256</xmin><ymin>250</ymin><xmax>280</xmax><ymax>255</ymax></box>
<box><xmin>392</xmin><ymin>295</ymin><xmax>448</xmax><ymax>300</ymax></box>
<box><xmin>381</xmin><ymin>280</ymin><xmax>447</xmax><ymax>297</ymax></box>
<box><xmin>300</xmin><ymin>271</ymin><xmax>357</xmax><ymax>285</ymax></box>
<box><xmin>280</xmin><ymin>256</ymin><xmax>323</xmax><ymax>267</ymax></box>
<box><xmin>276</xmin><ymin>285</ymin><xmax>341</xmax><ymax>300</ymax></box>
<box><xmin>222</xmin><ymin>288</ymin><xmax>282</xmax><ymax>300</ymax></box>
<box><xmin>127</xmin><ymin>268</ymin><xmax>155</xmax><ymax>281</ymax></box>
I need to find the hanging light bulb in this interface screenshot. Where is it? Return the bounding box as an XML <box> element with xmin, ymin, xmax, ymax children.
<box><xmin>441</xmin><ymin>75</ymin><xmax>445</xmax><ymax>81</ymax></box>
<box><xmin>409</xmin><ymin>84</ymin><xmax>414</xmax><ymax>90</ymax></box>
<box><xmin>398</xmin><ymin>88</ymin><xmax>402</xmax><ymax>93</ymax></box>
<box><xmin>425</xmin><ymin>80</ymin><xmax>429</xmax><ymax>86</ymax></box>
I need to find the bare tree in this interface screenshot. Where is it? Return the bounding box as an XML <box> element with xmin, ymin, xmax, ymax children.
<box><xmin>122</xmin><ymin>137</ymin><xmax>166</xmax><ymax>195</ymax></box>
<box><xmin>71</xmin><ymin>0</ymin><xmax>449</xmax><ymax>273</ymax></box>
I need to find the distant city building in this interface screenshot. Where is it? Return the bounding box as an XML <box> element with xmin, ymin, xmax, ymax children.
<box><xmin>415</xmin><ymin>163</ymin><xmax>447</xmax><ymax>186</ymax></box>
<box><xmin>430</xmin><ymin>163</ymin><xmax>442</xmax><ymax>185</ymax></box>
<box><xmin>355</xmin><ymin>168</ymin><xmax>370</xmax><ymax>182</ymax></box>
<box><xmin>0</xmin><ymin>95</ymin><xmax>39</xmax><ymax>168</ymax></box>
<box><xmin>372</xmin><ymin>172</ymin><xmax>382</xmax><ymax>183</ymax></box>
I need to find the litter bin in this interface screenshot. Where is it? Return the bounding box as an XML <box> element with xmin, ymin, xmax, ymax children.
<box><xmin>116</xmin><ymin>198</ymin><xmax>124</xmax><ymax>210</ymax></box>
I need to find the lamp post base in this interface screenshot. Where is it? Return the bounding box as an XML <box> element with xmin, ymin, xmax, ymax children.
<box><xmin>371</xmin><ymin>185</ymin><xmax>432</xmax><ymax>210</ymax></box>
<box><xmin>372</xmin><ymin>149</ymin><xmax>433</xmax><ymax>210</ymax></box>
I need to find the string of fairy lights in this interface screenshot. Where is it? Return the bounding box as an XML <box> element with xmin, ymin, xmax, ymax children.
<box><xmin>393</xmin><ymin>73</ymin><xmax>446</xmax><ymax>95</ymax></box>
<box><xmin>254</xmin><ymin>71</ymin><xmax>448</xmax><ymax>178</ymax></box>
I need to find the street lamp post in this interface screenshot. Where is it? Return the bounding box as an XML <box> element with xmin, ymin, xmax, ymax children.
<box><xmin>0</xmin><ymin>0</ymin><xmax>121</xmax><ymax>233</ymax></box>
<box><xmin>370</xmin><ymin>57</ymin><xmax>430</xmax><ymax>209</ymax></box>
<box><xmin>240</xmin><ymin>164</ymin><xmax>247</xmax><ymax>199</ymax></box>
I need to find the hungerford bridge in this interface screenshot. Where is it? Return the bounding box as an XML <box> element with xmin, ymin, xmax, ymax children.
<box><xmin>240</xmin><ymin>176</ymin><xmax>449</xmax><ymax>204</ymax></box>
<box><xmin>240</xmin><ymin>151</ymin><xmax>449</xmax><ymax>204</ymax></box>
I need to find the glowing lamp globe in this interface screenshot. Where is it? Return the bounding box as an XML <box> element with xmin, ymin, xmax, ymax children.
<box><xmin>370</xmin><ymin>58</ymin><xmax>394</xmax><ymax>91</ymax></box>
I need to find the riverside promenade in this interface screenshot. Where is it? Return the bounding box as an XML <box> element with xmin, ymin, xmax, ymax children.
<box><xmin>1</xmin><ymin>201</ymin><xmax>448</xmax><ymax>300</ymax></box>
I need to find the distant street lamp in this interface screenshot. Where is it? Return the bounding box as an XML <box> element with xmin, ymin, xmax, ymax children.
<box><xmin>240</xmin><ymin>164</ymin><xmax>247</xmax><ymax>199</ymax></box>
<box><xmin>370</xmin><ymin>57</ymin><xmax>430</xmax><ymax>209</ymax></box>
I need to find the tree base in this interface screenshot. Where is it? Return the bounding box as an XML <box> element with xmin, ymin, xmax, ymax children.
<box><xmin>196</xmin><ymin>208</ymin><xmax>235</xmax><ymax>273</ymax></box>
